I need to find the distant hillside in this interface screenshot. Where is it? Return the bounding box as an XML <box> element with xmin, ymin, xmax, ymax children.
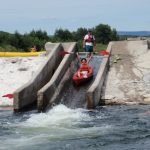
<box><xmin>118</xmin><ymin>31</ymin><xmax>150</xmax><ymax>37</ymax></box>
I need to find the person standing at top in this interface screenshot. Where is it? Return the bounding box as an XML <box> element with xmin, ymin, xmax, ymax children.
<box><xmin>83</xmin><ymin>30</ymin><xmax>96</xmax><ymax>61</ymax></box>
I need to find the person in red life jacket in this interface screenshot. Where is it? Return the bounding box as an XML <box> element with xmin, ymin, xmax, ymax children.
<box><xmin>80</xmin><ymin>58</ymin><xmax>88</xmax><ymax>66</ymax></box>
<box><xmin>83</xmin><ymin>30</ymin><xmax>96</xmax><ymax>62</ymax></box>
<box><xmin>76</xmin><ymin>53</ymin><xmax>90</xmax><ymax>65</ymax></box>
<box><xmin>76</xmin><ymin>57</ymin><xmax>89</xmax><ymax>78</ymax></box>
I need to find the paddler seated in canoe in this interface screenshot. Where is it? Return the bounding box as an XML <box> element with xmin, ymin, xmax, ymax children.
<box><xmin>76</xmin><ymin>57</ymin><xmax>89</xmax><ymax>78</ymax></box>
<box><xmin>76</xmin><ymin>52</ymin><xmax>91</xmax><ymax>65</ymax></box>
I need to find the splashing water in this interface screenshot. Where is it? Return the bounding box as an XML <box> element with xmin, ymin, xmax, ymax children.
<box><xmin>0</xmin><ymin>104</ymin><xmax>112</xmax><ymax>150</ymax></box>
<box><xmin>1</xmin><ymin>105</ymin><xmax>150</xmax><ymax>150</ymax></box>
<box><xmin>22</xmin><ymin>104</ymin><xmax>91</xmax><ymax>127</ymax></box>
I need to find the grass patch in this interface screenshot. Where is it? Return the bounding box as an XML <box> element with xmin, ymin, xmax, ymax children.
<box><xmin>78</xmin><ymin>42</ymin><xmax>108</xmax><ymax>52</ymax></box>
<box><xmin>95</xmin><ymin>43</ymin><xmax>108</xmax><ymax>52</ymax></box>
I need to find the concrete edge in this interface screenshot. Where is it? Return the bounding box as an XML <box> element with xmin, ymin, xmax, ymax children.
<box><xmin>13</xmin><ymin>43</ymin><xmax>64</xmax><ymax>111</ymax></box>
<box><xmin>37</xmin><ymin>42</ymin><xmax>77</xmax><ymax>111</ymax></box>
<box><xmin>86</xmin><ymin>42</ymin><xmax>113</xmax><ymax>109</ymax></box>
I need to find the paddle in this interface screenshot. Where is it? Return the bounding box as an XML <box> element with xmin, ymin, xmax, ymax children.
<box><xmin>59</xmin><ymin>51</ymin><xmax>73</xmax><ymax>55</ymax></box>
<box><xmin>97</xmin><ymin>50</ymin><xmax>110</xmax><ymax>55</ymax></box>
<box><xmin>59</xmin><ymin>50</ymin><xmax>110</xmax><ymax>56</ymax></box>
<box><xmin>2</xmin><ymin>94</ymin><xmax>14</xmax><ymax>99</ymax></box>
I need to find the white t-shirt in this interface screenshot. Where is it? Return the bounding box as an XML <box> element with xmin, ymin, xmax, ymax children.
<box><xmin>84</xmin><ymin>34</ymin><xmax>95</xmax><ymax>46</ymax></box>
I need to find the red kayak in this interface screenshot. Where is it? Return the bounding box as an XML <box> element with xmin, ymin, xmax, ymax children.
<box><xmin>73</xmin><ymin>64</ymin><xmax>94</xmax><ymax>85</ymax></box>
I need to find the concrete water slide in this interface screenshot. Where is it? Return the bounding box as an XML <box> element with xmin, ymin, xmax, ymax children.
<box><xmin>13</xmin><ymin>41</ymin><xmax>111</xmax><ymax>112</ymax></box>
<box><xmin>13</xmin><ymin>42</ymin><xmax>77</xmax><ymax>111</ymax></box>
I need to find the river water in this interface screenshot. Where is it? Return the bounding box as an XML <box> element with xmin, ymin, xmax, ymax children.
<box><xmin>1</xmin><ymin>56</ymin><xmax>150</xmax><ymax>150</ymax></box>
<box><xmin>1</xmin><ymin>104</ymin><xmax>150</xmax><ymax>150</ymax></box>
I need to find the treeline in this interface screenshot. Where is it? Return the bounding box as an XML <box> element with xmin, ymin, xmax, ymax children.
<box><xmin>0</xmin><ymin>30</ymin><xmax>49</xmax><ymax>52</ymax></box>
<box><xmin>0</xmin><ymin>23</ymin><xmax>119</xmax><ymax>52</ymax></box>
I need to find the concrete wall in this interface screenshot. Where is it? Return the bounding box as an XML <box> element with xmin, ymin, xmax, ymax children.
<box><xmin>37</xmin><ymin>42</ymin><xmax>77</xmax><ymax>111</ymax></box>
<box><xmin>147</xmin><ymin>40</ymin><xmax>150</xmax><ymax>49</ymax></box>
<box><xmin>127</xmin><ymin>37</ymin><xmax>142</xmax><ymax>41</ymax></box>
<box><xmin>86</xmin><ymin>42</ymin><xmax>113</xmax><ymax>109</ymax></box>
<box><xmin>13</xmin><ymin>43</ymin><xmax>64</xmax><ymax>111</ymax></box>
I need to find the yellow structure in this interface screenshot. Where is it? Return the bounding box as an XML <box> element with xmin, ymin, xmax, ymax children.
<box><xmin>0</xmin><ymin>51</ymin><xmax>45</xmax><ymax>57</ymax></box>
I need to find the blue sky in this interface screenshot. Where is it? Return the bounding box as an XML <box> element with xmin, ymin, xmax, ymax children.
<box><xmin>0</xmin><ymin>0</ymin><xmax>150</xmax><ymax>34</ymax></box>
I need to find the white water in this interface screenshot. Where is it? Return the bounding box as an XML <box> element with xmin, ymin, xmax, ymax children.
<box><xmin>22</xmin><ymin>104</ymin><xmax>92</xmax><ymax>127</ymax></box>
<box><xmin>2</xmin><ymin>105</ymin><xmax>150</xmax><ymax>150</ymax></box>
<box><xmin>0</xmin><ymin>104</ymin><xmax>112</xmax><ymax>150</ymax></box>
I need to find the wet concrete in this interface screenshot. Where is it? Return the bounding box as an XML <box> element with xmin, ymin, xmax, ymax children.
<box><xmin>56</xmin><ymin>56</ymin><xmax>103</xmax><ymax>109</ymax></box>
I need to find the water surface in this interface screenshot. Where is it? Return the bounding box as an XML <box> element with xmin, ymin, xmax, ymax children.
<box><xmin>1</xmin><ymin>104</ymin><xmax>150</xmax><ymax>150</ymax></box>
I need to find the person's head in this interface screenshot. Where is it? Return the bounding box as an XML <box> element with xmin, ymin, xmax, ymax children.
<box><xmin>88</xmin><ymin>29</ymin><xmax>92</xmax><ymax>35</ymax></box>
<box><xmin>81</xmin><ymin>58</ymin><xmax>87</xmax><ymax>63</ymax></box>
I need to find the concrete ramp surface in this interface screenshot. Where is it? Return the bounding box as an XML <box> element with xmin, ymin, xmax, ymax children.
<box><xmin>55</xmin><ymin>56</ymin><xmax>103</xmax><ymax>109</ymax></box>
<box><xmin>13</xmin><ymin>40</ymin><xmax>150</xmax><ymax>112</ymax></box>
<box><xmin>37</xmin><ymin>42</ymin><xmax>77</xmax><ymax>111</ymax></box>
<box><xmin>101</xmin><ymin>40</ymin><xmax>150</xmax><ymax>105</ymax></box>
<box><xmin>13</xmin><ymin>42</ymin><xmax>77</xmax><ymax>111</ymax></box>
<box><xmin>13</xmin><ymin>41</ymin><xmax>115</xmax><ymax>112</ymax></box>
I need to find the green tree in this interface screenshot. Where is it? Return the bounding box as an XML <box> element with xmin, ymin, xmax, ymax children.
<box><xmin>11</xmin><ymin>31</ymin><xmax>22</xmax><ymax>49</ymax></box>
<box><xmin>0</xmin><ymin>23</ymin><xmax>119</xmax><ymax>52</ymax></box>
<box><xmin>29</xmin><ymin>30</ymin><xmax>50</xmax><ymax>50</ymax></box>
<box><xmin>73</xmin><ymin>27</ymin><xmax>88</xmax><ymax>41</ymax></box>
<box><xmin>0</xmin><ymin>31</ymin><xmax>11</xmax><ymax>45</ymax></box>
<box><xmin>54</xmin><ymin>28</ymin><xmax>73</xmax><ymax>42</ymax></box>
<box><xmin>29</xmin><ymin>30</ymin><xmax>49</xmax><ymax>40</ymax></box>
<box><xmin>94</xmin><ymin>24</ymin><xmax>112</xmax><ymax>44</ymax></box>
<box><xmin>111</xmin><ymin>28</ymin><xmax>119</xmax><ymax>41</ymax></box>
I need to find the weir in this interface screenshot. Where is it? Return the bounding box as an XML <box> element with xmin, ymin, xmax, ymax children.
<box><xmin>47</xmin><ymin>55</ymin><xmax>103</xmax><ymax>110</ymax></box>
<box><xmin>13</xmin><ymin>42</ymin><xmax>77</xmax><ymax>111</ymax></box>
<box><xmin>13</xmin><ymin>42</ymin><xmax>111</xmax><ymax>112</ymax></box>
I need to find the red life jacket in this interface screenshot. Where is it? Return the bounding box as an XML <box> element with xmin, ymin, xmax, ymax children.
<box><xmin>86</xmin><ymin>34</ymin><xmax>94</xmax><ymax>43</ymax></box>
<box><xmin>81</xmin><ymin>62</ymin><xmax>89</xmax><ymax>69</ymax></box>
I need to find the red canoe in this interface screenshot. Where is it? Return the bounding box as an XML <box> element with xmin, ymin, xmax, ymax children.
<box><xmin>73</xmin><ymin>65</ymin><xmax>94</xmax><ymax>85</ymax></box>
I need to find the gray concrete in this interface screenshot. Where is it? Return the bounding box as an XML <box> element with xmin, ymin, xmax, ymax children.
<box><xmin>86</xmin><ymin>40</ymin><xmax>150</xmax><ymax>108</ymax></box>
<box><xmin>13</xmin><ymin>40</ymin><xmax>150</xmax><ymax>112</ymax></box>
<box><xmin>37</xmin><ymin>42</ymin><xmax>77</xmax><ymax>111</ymax></box>
<box><xmin>101</xmin><ymin>40</ymin><xmax>150</xmax><ymax>105</ymax></box>
<box><xmin>13</xmin><ymin>43</ymin><xmax>64</xmax><ymax>111</ymax></box>
<box><xmin>86</xmin><ymin>43</ymin><xmax>112</xmax><ymax>109</ymax></box>
<box><xmin>147</xmin><ymin>40</ymin><xmax>150</xmax><ymax>49</ymax></box>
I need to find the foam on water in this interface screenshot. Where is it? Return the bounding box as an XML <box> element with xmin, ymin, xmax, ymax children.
<box><xmin>1</xmin><ymin>105</ymin><xmax>150</xmax><ymax>150</ymax></box>
<box><xmin>22</xmin><ymin>104</ymin><xmax>92</xmax><ymax>128</ymax></box>
<box><xmin>0</xmin><ymin>104</ymin><xmax>112</xmax><ymax>150</ymax></box>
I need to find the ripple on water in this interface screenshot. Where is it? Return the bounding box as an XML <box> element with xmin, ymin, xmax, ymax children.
<box><xmin>1</xmin><ymin>105</ymin><xmax>150</xmax><ymax>150</ymax></box>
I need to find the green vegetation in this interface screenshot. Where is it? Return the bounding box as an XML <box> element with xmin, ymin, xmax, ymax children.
<box><xmin>77</xmin><ymin>43</ymin><xmax>107</xmax><ymax>52</ymax></box>
<box><xmin>0</xmin><ymin>23</ymin><xmax>119</xmax><ymax>52</ymax></box>
<box><xmin>95</xmin><ymin>43</ymin><xmax>107</xmax><ymax>52</ymax></box>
